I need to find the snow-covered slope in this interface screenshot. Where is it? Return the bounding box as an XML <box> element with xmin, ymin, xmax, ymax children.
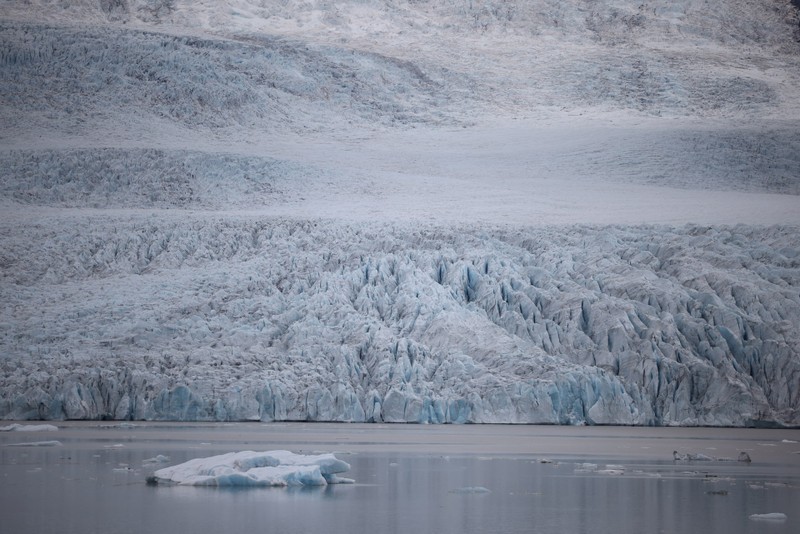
<box><xmin>1</xmin><ymin>1</ymin><xmax>799</xmax><ymax>425</ymax></box>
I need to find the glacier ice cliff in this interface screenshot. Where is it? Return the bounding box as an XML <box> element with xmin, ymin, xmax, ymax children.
<box><xmin>1</xmin><ymin>1</ymin><xmax>799</xmax><ymax>427</ymax></box>
<box><xmin>1</xmin><ymin>219</ymin><xmax>797</xmax><ymax>426</ymax></box>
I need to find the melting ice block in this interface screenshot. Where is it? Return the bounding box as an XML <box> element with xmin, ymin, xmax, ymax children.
<box><xmin>152</xmin><ymin>450</ymin><xmax>353</xmax><ymax>487</ymax></box>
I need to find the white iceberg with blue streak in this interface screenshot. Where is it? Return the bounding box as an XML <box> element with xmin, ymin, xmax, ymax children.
<box><xmin>153</xmin><ymin>450</ymin><xmax>353</xmax><ymax>487</ymax></box>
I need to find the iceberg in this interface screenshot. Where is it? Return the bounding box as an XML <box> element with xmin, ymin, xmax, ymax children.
<box><xmin>748</xmin><ymin>513</ymin><xmax>787</xmax><ymax>522</ymax></box>
<box><xmin>151</xmin><ymin>450</ymin><xmax>354</xmax><ymax>487</ymax></box>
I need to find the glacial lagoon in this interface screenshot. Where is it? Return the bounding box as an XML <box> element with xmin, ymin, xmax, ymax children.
<box><xmin>1</xmin><ymin>423</ymin><xmax>798</xmax><ymax>534</ymax></box>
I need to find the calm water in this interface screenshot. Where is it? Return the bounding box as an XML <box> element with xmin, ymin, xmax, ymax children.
<box><xmin>1</xmin><ymin>423</ymin><xmax>799</xmax><ymax>534</ymax></box>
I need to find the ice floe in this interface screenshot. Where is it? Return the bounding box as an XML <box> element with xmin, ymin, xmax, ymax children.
<box><xmin>152</xmin><ymin>450</ymin><xmax>353</xmax><ymax>487</ymax></box>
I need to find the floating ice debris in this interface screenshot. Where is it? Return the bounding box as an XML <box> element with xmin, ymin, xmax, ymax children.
<box><xmin>632</xmin><ymin>470</ymin><xmax>662</xmax><ymax>478</ymax></box>
<box><xmin>707</xmin><ymin>490</ymin><xmax>728</xmax><ymax>496</ymax></box>
<box><xmin>597</xmin><ymin>464</ymin><xmax>625</xmax><ymax>475</ymax></box>
<box><xmin>673</xmin><ymin>451</ymin><xmax>713</xmax><ymax>461</ymax></box>
<box><xmin>152</xmin><ymin>450</ymin><xmax>353</xmax><ymax>487</ymax></box>
<box><xmin>748</xmin><ymin>513</ymin><xmax>787</xmax><ymax>522</ymax></box>
<box><xmin>673</xmin><ymin>451</ymin><xmax>751</xmax><ymax>462</ymax></box>
<box><xmin>573</xmin><ymin>463</ymin><xmax>625</xmax><ymax>475</ymax></box>
<box><xmin>143</xmin><ymin>455</ymin><xmax>171</xmax><ymax>464</ymax></box>
<box><xmin>450</xmin><ymin>487</ymin><xmax>491</xmax><ymax>494</ymax></box>
<box><xmin>0</xmin><ymin>424</ymin><xmax>58</xmax><ymax>432</ymax></box>
<box><xmin>781</xmin><ymin>439</ymin><xmax>798</xmax><ymax>444</ymax></box>
<box><xmin>574</xmin><ymin>463</ymin><xmax>598</xmax><ymax>472</ymax></box>
<box><xmin>703</xmin><ymin>476</ymin><xmax>734</xmax><ymax>483</ymax></box>
<box><xmin>4</xmin><ymin>440</ymin><xmax>62</xmax><ymax>447</ymax></box>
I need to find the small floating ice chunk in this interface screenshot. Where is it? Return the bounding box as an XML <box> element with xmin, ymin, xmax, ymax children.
<box><xmin>781</xmin><ymin>439</ymin><xmax>798</xmax><ymax>444</ymax></box>
<box><xmin>152</xmin><ymin>450</ymin><xmax>352</xmax><ymax>487</ymax></box>
<box><xmin>574</xmin><ymin>463</ymin><xmax>598</xmax><ymax>472</ymax></box>
<box><xmin>0</xmin><ymin>424</ymin><xmax>58</xmax><ymax>432</ymax></box>
<box><xmin>673</xmin><ymin>451</ymin><xmax>713</xmax><ymax>461</ymax></box>
<box><xmin>748</xmin><ymin>513</ymin><xmax>787</xmax><ymax>522</ymax></box>
<box><xmin>450</xmin><ymin>486</ymin><xmax>491</xmax><ymax>494</ymax></box>
<box><xmin>633</xmin><ymin>470</ymin><xmax>662</xmax><ymax>478</ymax></box>
<box><xmin>143</xmin><ymin>455</ymin><xmax>171</xmax><ymax>464</ymax></box>
<box><xmin>596</xmin><ymin>469</ymin><xmax>625</xmax><ymax>476</ymax></box>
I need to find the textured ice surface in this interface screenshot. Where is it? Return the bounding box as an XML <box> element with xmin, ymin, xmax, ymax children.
<box><xmin>1</xmin><ymin>219</ymin><xmax>797</xmax><ymax>426</ymax></box>
<box><xmin>152</xmin><ymin>450</ymin><xmax>353</xmax><ymax>487</ymax></box>
<box><xmin>1</xmin><ymin>1</ymin><xmax>799</xmax><ymax>427</ymax></box>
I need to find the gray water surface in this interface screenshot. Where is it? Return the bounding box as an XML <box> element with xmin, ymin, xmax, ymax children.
<box><xmin>1</xmin><ymin>423</ymin><xmax>798</xmax><ymax>534</ymax></box>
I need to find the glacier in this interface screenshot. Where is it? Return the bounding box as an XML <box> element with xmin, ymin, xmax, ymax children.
<box><xmin>1</xmin><ymin>1</ymin><xmax>799</xmax><ymax>427</ymax></box>
<box><xmin>1</xmin><ymin>218</ymin><xmax>797</xmax><ymax>426</ymax></box>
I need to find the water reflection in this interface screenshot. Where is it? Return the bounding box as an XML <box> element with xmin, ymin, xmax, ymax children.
<box><xmin>1</xmin><ymin>442</ymin><xmax>798</xmax><ymax>534</ymax></box>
